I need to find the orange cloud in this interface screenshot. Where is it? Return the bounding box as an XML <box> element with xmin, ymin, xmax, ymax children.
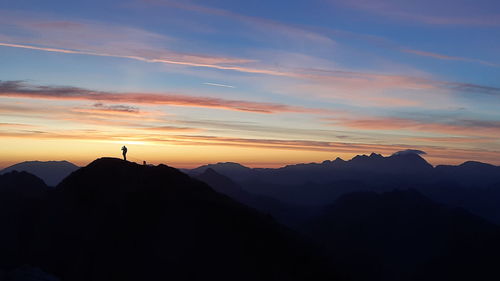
<box><xmin>0</xmin><ymin>122</ymin><xmax>34</xmax><ymax>127</ymax></box>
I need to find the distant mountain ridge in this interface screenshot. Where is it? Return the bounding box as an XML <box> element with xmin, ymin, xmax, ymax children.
<box><xmin>1</xmin><ymin>160</ymin><xmax>79</xmax><ymax>186</ymax></box>
<box><xmin>187</xmin><ymin>150</ymin><xmax>499</xmax><ymax>190</ymax></box>
<box><xmin>186</xmin><ymin>151</ymin><xmax>500</xmax><ymax>224</ymax></box>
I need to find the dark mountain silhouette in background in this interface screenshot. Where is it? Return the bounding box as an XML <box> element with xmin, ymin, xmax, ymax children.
<box><xmin>187</xmin><ymin>162</ymin><xmax>254</xmax><ymax>181</ymax></box>
<box><xmin>301</xmin><ymin>190</ymin><xmax>500</xmax><ymax>281</ymax></box>
<box><xmin>1</xmin><ymin>161</ymin><xmax>79</xmax><ymax>186</ymax></box>
<box><xmin>194</xmin><ymin>168</ymin><xmax>317</xmax><ymax>227</ymax></box>
<box><xmin>187</xmin><ymin>150</ymin><xmax>500</xmax><ymax>224</ymax></box>
<box><xmin>0</xmin><ymin>158</ymin><xmax>334</xmax><ymax>281</ymax></box>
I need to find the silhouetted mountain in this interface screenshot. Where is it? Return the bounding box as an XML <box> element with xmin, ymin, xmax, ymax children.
<box><xmin>188</xmin><ymin>162</ymin><xmax>254</xmax><ymax>181</ymax></box>
<box><xmin>0</xmin><ymin>171</ymin><xmax>48</xmax><ymax>268</ymax></box>
<box><xmin>3</xmin><ymin>156</ymin><xmax>500</xmax><ymax>281</ymax></box>
<box><xmin>195</xmin><ymin>168</ymin><xmax>318</xmax><ymax>227</ymax></box>
<box><xmin>348</xmin><ymin>151</ymin><xmax>433</xmax><ymax>173</ymax></box>
<box><xmin>19</xmin><ymin>158</ymin><xmax>335</xmax><ymax>281</ymax></box>
<box><xmin>1</xmin><ymin>161</ymin><xmax>79</xmax><ymax>186</ymax></box>
<box><xmin>189</xmin><ymin>151</ymin><xmax>433</xmax><ymax>187</ymax></box>
<box><xmin>435</xmin><ymin>161</ymin><xmax>500</xmax><ymax>187</ymax></box>
<box><xmin>302</xmin><ymin>190</ymin><xmax>500</xmax><ymax>281</ymax></box>
<box><xmin>187</xmin><ymin>151</ymin><xmax>500</xmax><ymax>224</ymax></box>
<box><xmin>196</xmin><ymin>168</ymin><xmax>244</xmax><ymax>196</ymax></box>
<box><xmin>0</xmin><ymin>170</ymin><xmax>48</xmax><ymax>195</ymax></box>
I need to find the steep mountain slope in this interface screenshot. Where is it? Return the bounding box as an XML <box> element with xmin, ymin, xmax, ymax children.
<box><xmin>25</xmin><ymin>158</ymin><xmax>335</xmax><ymax>281</ymax></box>
<box><xmin>195</xmin><ymin>168</ymin><xmax>317</xmax><ymax>226</ymax></box>
<box><xmin>0</xmin><ymin>171</ymin><xmax>48</xmax><ymax>267</ymax></box>
<box><xmin>302</xmin><ymin>190</ymin><xmax>500</xmax><ymax>281</ymax></box>
<box><xmin>1</xmin><ymin>161</ymin><xmax>79</xmax><ymax>186</ymax></box>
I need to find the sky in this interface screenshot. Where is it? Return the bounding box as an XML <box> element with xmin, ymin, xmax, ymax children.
<box><xmin>0</xmin><ymin>0</ymin><xmax>499</xmax><ymax>168</ymax></box>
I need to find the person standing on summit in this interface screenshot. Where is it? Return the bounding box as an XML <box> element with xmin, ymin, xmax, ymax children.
<box><xmin>121</xmin><ymin>146</ymin><xmax>127</xmax><ymax>161</ymax></box>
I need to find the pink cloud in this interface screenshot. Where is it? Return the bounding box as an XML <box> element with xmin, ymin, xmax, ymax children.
<box><xmin>327</xmin><ymin>117</ymin><xmax>500</xmax><ymax>137</ymax></box>
<box><xmin>0</xmin><ymin>81</ymin><xmax>328</xmax><ymax>114</ymax></box>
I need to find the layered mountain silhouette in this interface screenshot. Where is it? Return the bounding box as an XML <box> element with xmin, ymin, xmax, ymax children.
<box><xmin>187</xmin><ymin>151</ymin><xmax>500</xmax><ymax>224</ymax></box>
<box><xmin>1</xmin><ymin>160</ymin><xmax>79</xmax><ymax>186</ymax></box>
<box><xmin>195</xmin><ymin>168</ymin><xmax>317</xmax><ymax>227</ymax></box>
<box><xmin>302</xmin><ymin>190</ymin><xmax>500</xmax><ymax>281</ymax></box>
<box><xmin>2</xmin><ymin>155</ymin><xmax>500</xmax><ymax>281</ymax></box>
<box><xmin>1</xmin><ymin>158</ymin><xmax>335</xmax><ymax>281</ymax></box>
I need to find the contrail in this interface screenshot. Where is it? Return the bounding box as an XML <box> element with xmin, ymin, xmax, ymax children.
<box><xmin>0</xmin><ymin>42</ymin><xmax>292</xmax><ymax>77</ymax></box>
<box><xmin>203</xmin><ymin>82</ymin><xmax>235</xmax><ymax>88</ymax></box>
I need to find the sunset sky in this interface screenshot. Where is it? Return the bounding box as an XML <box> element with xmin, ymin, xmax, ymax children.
<box><xmin>1</xmin><ymin>0</ymin><xmax>499</xmax><ymax>168</ymax></box>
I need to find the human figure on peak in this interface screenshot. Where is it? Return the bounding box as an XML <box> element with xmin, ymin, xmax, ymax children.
<box><xmin>121</xmin><ymin>146</ymin><xmax>128</xmax><ymax>161</ymax></box>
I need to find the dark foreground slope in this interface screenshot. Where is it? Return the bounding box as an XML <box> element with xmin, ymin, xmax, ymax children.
<box><xmin>302</xmin><ymin>190</ymin><xmax>500</xmax><ymax>281</ymax></box>
<box><xmin>0</xmin><ymin>171</ymin><xmax>48</xmax><ymax>268</ymax></box>
<box><xmin>22</xmin><ymin>158</ymin><xmax>334</xmax><ymax>281</ymax></box>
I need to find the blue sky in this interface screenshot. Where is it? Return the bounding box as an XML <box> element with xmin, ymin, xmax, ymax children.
<box><xmin>0</xmin><ymin>0</ymin><xmax>499</xmax><ymax>167</ymax></box>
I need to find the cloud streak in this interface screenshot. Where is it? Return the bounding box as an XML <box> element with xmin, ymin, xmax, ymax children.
<box><xmin>2</xmin><ymin>42</ymin><xmax>499</xmax><ymax>102</ymax></box>
<box><xmin>402</xmin><ymin>49</ymin><xmax>499</xmax><ymax>67</ymax></box>
<box><xmin>327</xmin><ymin>116</ymin><xmax>500</xmax><ymax>137</ymax></box>
<box><xmin>333</xmin><ymin>0</ymin><xmax>500</xmax><ymax>26</ymax></box>
<box><xmin>0</xmin><ymin>81</ymin><xmax>327</xmax><ymax>114</ymax></box>
<box><xmin>142</xmin><ymin>0</ymin><xmax>336</xmax><ymax>46</ymax></box>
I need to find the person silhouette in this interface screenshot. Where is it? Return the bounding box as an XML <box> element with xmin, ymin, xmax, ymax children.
<box><xmin>121</xmin><ymin>146</ymin><xmax>127</xmax><ymax>161</ymax></box>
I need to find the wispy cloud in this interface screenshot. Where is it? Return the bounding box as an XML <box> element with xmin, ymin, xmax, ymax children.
<box><xmin>2</xmin><ymin>40</ymin><xmax>498</xmax><ymax>103</ymax></box>
<box><xmin>0</xmin><ymin>81</ymin><xmax>328</xmax><ymax>114</ymax></box>
<box><xmin>326</xmin><ymin>116</ymin><xmax>500</xmax><ymax>137</ymax></box>
<box><xmin>0</xmin><ymin>42</ymin><xmax>256</xmax><ymax>70</ymax></box>
<box><xmin>333</xmin><ymin>0</ymin><xmax>500</xmax><ymax>26</ymax></box>
<box><xmin>142</xmin><ymin>126</ymin><xmax>201</xmax><ymax>133</ymax></box>
<box><xmin>402</xmin><ymin>49</ymin><xmax>499</xmax><ymax>67</ymax></box>
<box><xmin>142</xmin><ymin>0</ymin><xmax>336</xmax><ymax>46</ymax></box>
<box><xmin>0</xmin><ymin>122</ymin><xmax>35</xmax><ymax>128</ymax></box>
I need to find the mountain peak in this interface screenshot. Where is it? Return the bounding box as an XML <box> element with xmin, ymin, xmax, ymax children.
<box><xmin>459</xmin><ymin>161</ymin><xmax>495</xmax><ymax>168</ymax></box>
<box><xmin>58</xmin><ymin>157</ymin><xmax>191</xmax><ymax>192</ymax></box>
<box><xmin>1</xmin><ymin>160</ymin><xmax>79</xmax><ymax>186</ymax></box>
<box><xmin>369</xmin><ymin>152</ymin><xmax>383</xmax><ymax>158</ymax></box>
<box><xmin>36</xmin><ymin>158</ymin><xmax>331</xmax><ymax>281</ymax></box>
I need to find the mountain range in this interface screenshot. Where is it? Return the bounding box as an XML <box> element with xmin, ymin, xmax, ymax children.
<box><xmin>2</xmin><ymin>152</ymin><xmax>500</xmax><ymax>280</ymax></box>
<box><xmin>187</xmin><ymin>150</ymin><xmax>500</xmax><ymax>224</ymax></box>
